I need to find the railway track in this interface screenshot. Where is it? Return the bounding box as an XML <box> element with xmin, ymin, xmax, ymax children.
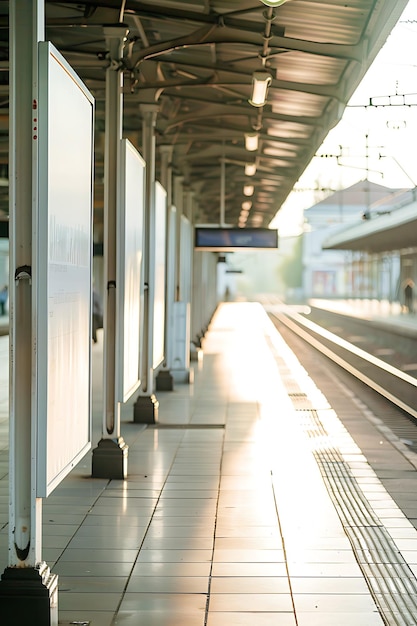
<box><xmin>266</xmin><ymin>303</ymin><xmax>417</xmax><ymax>420</ymax></box>
<box><xmin>260</xmin><ymin>301</ymin><xmax>417</xmax><ymax>626</ymax></box>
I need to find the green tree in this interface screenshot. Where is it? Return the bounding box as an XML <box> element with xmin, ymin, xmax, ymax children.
<box><xmin>279</xmin><ymin>235</ymin><xmax>303</xmax><ymax>288</ymax></box>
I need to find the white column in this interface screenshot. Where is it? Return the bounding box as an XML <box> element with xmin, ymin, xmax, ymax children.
<box><xmin>133</xmin><ymin>105</ymin><xmax>160</xmax><ymax>423</ymax></box>
<box><xmin>155</xmin><ymin>145</ymin><xmax>175</xmax><ymax>391</ymax></box>
<box><xmin>0</xmin><ymin>2</ymin><xmax>58</xmax><ymax>623</ymax></box>
<box><xmin>92</xmin><ymin>26</ymin><xmax>129</xmax><ymax>479</ymax></box>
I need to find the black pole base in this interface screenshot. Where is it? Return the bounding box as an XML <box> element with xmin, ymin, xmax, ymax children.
<box><xmin>155</xmin><ymin>369</ymin><xmax>174</xmax><ymax>391</ymax></box>
<box><xmin>0</xmin><ymin>562</ymin><xmax>58</xmax><ymax>626</ymax></box>
<box><xmin>91</xmin><ymin>437</ymin><xmax>128</xmax><ymax>479</ymax></box>
<box><xmin>190</xmin><ymin>345</ymin><xmax>203</xmax><ymax>362</ymax></box>
<box><xmin>133</xmin><ymin>394</ymin><xmax>159</xmax><ymax>423</ymax></box>
<box><xmin>172</xmin><ymin>368</ymin><xmax>194</xmax><ymax>384</ymax></box>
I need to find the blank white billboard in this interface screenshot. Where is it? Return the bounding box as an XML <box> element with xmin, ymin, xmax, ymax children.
<box><xmin>152</xmin><ymin>182</ymin><xmax>167</xmax><ymax>369</ymax></box>
<box><xmin>36</xmin><ymin>42</ymin><xmax>94</xmax><ymax>497</ymax></box>
<box><xmin>117</xmin><ymin>139</ymin><xmax>145</xmax><ymax>402</ymax></box>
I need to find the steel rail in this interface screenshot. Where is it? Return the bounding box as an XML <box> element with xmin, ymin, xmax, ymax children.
<box><xmin>267</xmin><ymin>305</ymin><xmax>417</xmax><ymax>421</ymax></box>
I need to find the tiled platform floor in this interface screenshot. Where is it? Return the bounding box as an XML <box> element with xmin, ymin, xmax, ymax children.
<box><xmin>1</xmin><ymin>302</ymin><xmax>417</xmax><ymax>624</ymax></box>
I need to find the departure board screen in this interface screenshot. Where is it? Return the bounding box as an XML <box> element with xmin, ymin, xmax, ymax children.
<box><xmin>195</xmin><ymin>227</ymin><xmax>278</xmax><ymax>251</ymax></box>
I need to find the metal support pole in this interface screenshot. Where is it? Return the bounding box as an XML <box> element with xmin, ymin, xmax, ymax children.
<box><xmin>220</xmin><ymin>157</ymin><xmax>226</xmax><ymax>227</ymax></box>
<box><xmin>156</xmin><ymin>145</ymin><xmax>174</xmax><ymax>391</ymax></box>
<box><xmin>184</xmin><ymin>189</ymin><xmax>195</xmax><ymax>306</ymax></box>
<box><xmin>160</xmin><ymin>145</ymin><xmax>173</xmax><ymax>207</ymax></box>
<box><xmin>170</xmin><ymin>186</ymin><xmax>193</xmax><ymax>380</ymax></box>
<box><xmin>184</xmin><ymin>189</ymin><xmax>195</xmax><ymax>370</ymax></box>
<box><xmin>376</xmin><ymin>255</ymin><xmax>380</xmax><ymax>305</ymax></box>
<box><xmin>388</xmin><ymin>253</ymin><xmax>393</xmax><ymax>309</ymax></box>
<box><xmin>191</xmin><ymin>251</ymin><xmax>203</xmax><ymax>352</ymax></box>
<box><xmin>367</xmin><ymin>252</ymin><xmax>372</xmax><ymax>302</ymax></box>
<box><xmin>133</xmin><ymin>104</ymin><xmax>160</xmax><ymax>423</ymax></box>
<box><xmin>0</xmin><ymin>2</ymin><xmax>58</xmax><ymax>623</ymax></box>
<box><xmin>92</xmin><ymin>26</ymin><xmax>129</xmax><ymax>479</ymax></box>
<box><xmin>173</xmin><ymin>176</ymin><xmax>184</xmax><ymax>302</ymax></box>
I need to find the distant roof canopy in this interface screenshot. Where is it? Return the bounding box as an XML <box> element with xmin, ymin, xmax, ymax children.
<box><xmin>322</xmin><ymin>184</ymin><xmax>417</xmax><ymax>253</ymax></box>
<box><xmin>305</xmin><ymin>180</ymin><xmax>406</xmax><ymax>213</ymax></box>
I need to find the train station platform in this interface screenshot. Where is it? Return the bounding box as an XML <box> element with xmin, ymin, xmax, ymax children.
<box><xmin>309</xmin><ymin>297</ymin><xmax>417</xmax><ymax>337</ymax></box>
<box><xmin>1</xmin><ymin>302</ymin><xmax>417</xmax><ymax>624</ymax></box>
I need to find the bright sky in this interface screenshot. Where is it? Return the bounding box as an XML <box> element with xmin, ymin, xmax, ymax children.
<box><xmin>271</xmin><ymin>0</ymin><xmax>417</xmax><ymax>236</ymax></box>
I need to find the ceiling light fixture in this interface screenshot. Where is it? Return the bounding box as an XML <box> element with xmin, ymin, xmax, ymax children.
<box><xmin>249</xmin><ymin>71</ymin><xmax>272</xmax><ymax>107</ymax></box>
<box><xmin>260</xmin><ymin>0</ymin><xmax>291</xmax><ymax>6</ymax></box>
<box><xmin>245</xmin><ymin>162</ymin><xmax>257</xmax><ymax>176</ymax></box>
<box><xmin>245</xmin><ymin>133</ymin><xmax>258</xmax><ymax>151</ymax></box>
<box><xmin>243</xmin><ymin>184</ymin><xmax>254</xmax><ymax>197</ymax></box>
<box><xmin>242</xmin><ymin>201</ymin><xmax>252</xmax><ymax>211</ymax></box>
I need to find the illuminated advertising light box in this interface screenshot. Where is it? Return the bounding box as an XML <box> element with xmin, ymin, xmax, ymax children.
<box><xmin>152</xmin><ymin>182</ymin><xmax>167</xmax><ymax>369</ymax></box>
<box><xmin>36</xmin><ymin>42</ymin><xmax>94</xmax><ymax>497</ymax></box>
<box><xmin>117</xmin><ymin>139</ymin><xmax>145</xmax><ymax>402</ymax></box>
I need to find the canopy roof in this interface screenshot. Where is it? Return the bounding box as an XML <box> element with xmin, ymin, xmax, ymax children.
<box><xmin>0</xmin><ymin>0</ymin><xmax>410</xmax><ymax>229</ymax></box>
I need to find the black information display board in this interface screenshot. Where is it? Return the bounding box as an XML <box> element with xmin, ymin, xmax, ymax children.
<box><xmin>195</xmin><ymin>227</ymin><xmax>278</xmax><ymax>251</ymax></box>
